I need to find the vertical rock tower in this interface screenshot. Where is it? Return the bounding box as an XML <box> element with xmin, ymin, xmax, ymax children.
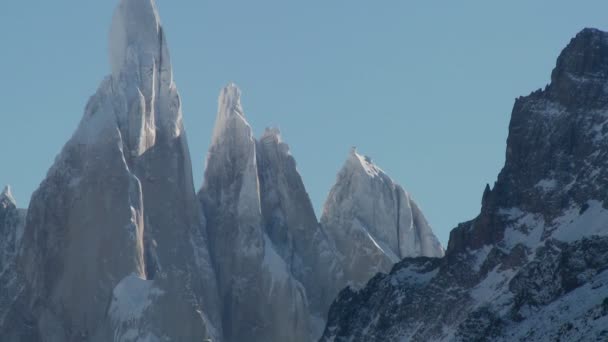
<box><xmin>6</xmin><ymin>1</ymin><xmax>222</xmax><ymax>340</ymax></box>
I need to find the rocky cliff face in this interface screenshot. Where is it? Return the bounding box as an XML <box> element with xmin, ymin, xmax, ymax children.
<box><xmin>1</xmin><ymin>1</ymin><xmax>221</xmax><ymax>341</ymax></box>
<box><xmin>321</xmin><ymin>28</ymin><xmax>608</xmax><ymax>342</ymax></box>
<box><xmin>321</xmin><ymin>148</ymin><xmax>444</xmax><ymax>288</ymax></box>
<box><xmin>198</xmin><ymin>84</ymin><xmax>311</xmax><ymax>342</ymax></box>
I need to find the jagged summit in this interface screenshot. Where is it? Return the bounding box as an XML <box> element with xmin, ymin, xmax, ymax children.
<box><xmin>548</xmin><ymin>27</ymin><xmax>608</xmax><ymax>109</ymax></box>
<box><xmin>109</xmin><ymin>0</ymin><xmax>166</xmax><ymax>77</ymax></box>
<box><xmin>552</xmin><ymin>28</ymin><xmax>608</xmax><ymax>79</ymax></box>
<box><xmin>321</xmin><ymin>147</ymin><xmax>444</xmax><ymax>287</ymax></box>
<box><xmin>0</xmin><ymin>186</ymin><xmax>16</xmax><ymax>208</ymax></box>
<box><xmin>346</xmin><ymin>147</ymin><xmax>383</xmax><ymax>178</ymax></box>
<box><xmin>210</xmin><ymin>83</ymin><xmax>252</xmax><ymax>146</ymax></box>
<box><xmin>261</xmin><ymin>127</ymin><xmax>282</xmax><ymax>140</ymax></box>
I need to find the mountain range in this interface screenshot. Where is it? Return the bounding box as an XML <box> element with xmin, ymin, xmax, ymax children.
<box><xmin>2</xmin><ymin>1</ymin><xmax>608</xmax><ymax>342</ymax></box>
<box><xmin>0</xmin><ymin>1</ymin><xmax>443</xmax><ymax>341</ymax></box>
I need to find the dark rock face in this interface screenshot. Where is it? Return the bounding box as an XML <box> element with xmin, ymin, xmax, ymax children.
<box><xmin>321</xmin><ymin>28</ymin><xmax>608</xmax><ymax>342</ymax></box>
<box><xmin>449</xmin><ymin>28</ymin><xmax>608</xmax><ymax>254</ymax></box>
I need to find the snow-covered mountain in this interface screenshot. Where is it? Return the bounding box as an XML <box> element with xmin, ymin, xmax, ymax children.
<box><xmin>0</xmin><ymin>0</ymin><xmax>444</xmax><ymax>341</ymax></box>
<box><xmin>197</xmin><ymin>84</ymin><xmax>441</xmax><ymax>341</ymax></box>
<box><xmin>321</xmin><ymin>148</ymin><xmax>444</xmax><ymax>288</ymax></box>
<box><xmin>320</xmin><ymin>28</ymin><xmax>608</xmax><ymax>342</ymax></box>
<box><xmin>1</xmin><ymin>0</ymin><xmax>221</xmax><ymax>340</ymax></box>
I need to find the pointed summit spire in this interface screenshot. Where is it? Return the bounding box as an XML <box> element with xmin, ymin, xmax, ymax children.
<box><xmin>345</xmin><ymin>147</ymin><xmax>382</xmax><ymax>178</ymax></box>
<box><xmin>218</xmin><ymin>83</ymin><xmax>244</xmax><ymax>117</ymax></box>
<box><xmin>1</xmin><ymin>185</ymin><xmax>16</xmax><ymax>208</ymax></box>
<box><xmin>211</xmin><ymin>83</ymin><xmax>253</xmax><ymax>146</ymax></box>
<box><xmin>109</xmin><ymin>0</ymin><xmax>169</xmax><ymax>78</ymax></box>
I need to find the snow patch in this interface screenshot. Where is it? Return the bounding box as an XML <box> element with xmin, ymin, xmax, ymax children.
<box><xmin>471</xmin><ymin>268</ymin><xmax>516</xmax><ymax>314</ymax></box>
<box><xmin>109</xmin><ymin>274</ymin><xmax>164</xmax><ymax>324</ymax></box>
<box><xmin>349</xmin><ymin>147</ymin><xmax>382</xmax><ymax>178</ymax></box>
<box><xmin>469</xmin><ymin>245</ymin><xmax>493</xmax><ymax>272</ymax></box>
<box><xmin>500</xmin><ymin>208</ymin><xmax>545</xmax><ymax>249</ymax></box>
<box><xmin>552</xmin><ymin>200</ymin><xmax>608</xmax><ymax>242</ymax></box>
<box><xmin>534</xmin><ymin>178</ymin><xmax>557</xmax><ymax>192</ymax></box>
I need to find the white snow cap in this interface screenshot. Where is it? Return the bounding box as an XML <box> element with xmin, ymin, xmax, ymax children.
<box><xmin>109</xmin><ymin>0</ymin><xmax>164</xmax><ymax>76</ymax></box>
<box><xmin>1</xmin><ymin>185</ymin><xmax>16</xmax><ymax>206</ymax></box>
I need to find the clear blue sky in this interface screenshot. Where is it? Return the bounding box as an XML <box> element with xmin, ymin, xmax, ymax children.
<box><xmin>1</xmin><ymin>1</ymin><xmax>606</xmax><ymax>246</ymax></box>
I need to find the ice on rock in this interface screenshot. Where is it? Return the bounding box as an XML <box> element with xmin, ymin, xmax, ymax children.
<box><xmin>2</xmin><ymin>0</ymin><xmax>221</xmax><ymax>340</ymax></box>
<box><xmin>109</xmin><ymin>274</ymin><xmax>164</xmax><ymax>324</ymax></box>
<box><xmin>321</xmin><ymin>148</ymin><xmax>444</xmax><ymax>287</ymax></box>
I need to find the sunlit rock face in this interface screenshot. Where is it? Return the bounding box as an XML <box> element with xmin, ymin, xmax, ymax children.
<box><xmin>0</xmin><ymin>1</ymin><xmax>221</xmax><ymax>341</ymax></box>
<box><xmin>321</xmin><ymin>28</ymin><xmax>608</xmax><ymax>342</ymax></box>
<box><xmin>0</xmin><ymin>1</ymin><xmax>448</xmax><ymax>341</ymax></box>
<box><xmin>320</xmin><ymin>148</ymin><xmax>444</xmax><ymax>289</ymax></box>
<box><xmin>199</xmin><ymin>84</ymin><xmax>311</xmax><ymax>342</ymax></box>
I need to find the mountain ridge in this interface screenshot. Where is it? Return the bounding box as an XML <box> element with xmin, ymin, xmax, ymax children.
<box><xmin>0</xmin><ymin>1</ymin><xmax>444</xmax><ymax>340</ymax></box>
<box><xmin>320</xmin><ymin>26</ymin><xmax>608</xmax><ymax>342</ymax></box>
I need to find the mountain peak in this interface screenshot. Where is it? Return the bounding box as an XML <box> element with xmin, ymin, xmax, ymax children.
<box><xmin>0</xmin><ymin>185</ymin><xmax>16</xmax><ymax>208</ymax></box>
<box><xmin>211</xmin><ymin>83</ymin><xmax>251</xmax><ymax>146</ymax></box>
<box><xmin>554</xmin><ymin>27</ymin><xmax>608</xmax><ymax>77</ymax></box>
<box><xmin>109</xmin><ymin>0</ymin><xmax>165</xmax><ymax>77</ymax></box>
<box><xmin>219</xmin><ymin>83</ymin><xmax>243</xmax><ymax>116</ymax></box>
<box><xmin>346</xmin><ymin>148</ymin><xmax>382</xmax><ymax>178</ymax></box>
<box><xmin>548</xmin><ymin>28</ymin><xmax>608</xmax><ymax>108</ymax></box>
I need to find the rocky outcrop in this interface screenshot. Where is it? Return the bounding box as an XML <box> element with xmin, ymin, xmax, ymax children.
<box><xmin>321</xmin><ymin>28</ymin><xmax>608</xmax><ymax>342</ymax></box>
<box><xmin>256</xmin><ymin>128</ymin><xmax>343</xmax><ymax>332</ymax></box>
